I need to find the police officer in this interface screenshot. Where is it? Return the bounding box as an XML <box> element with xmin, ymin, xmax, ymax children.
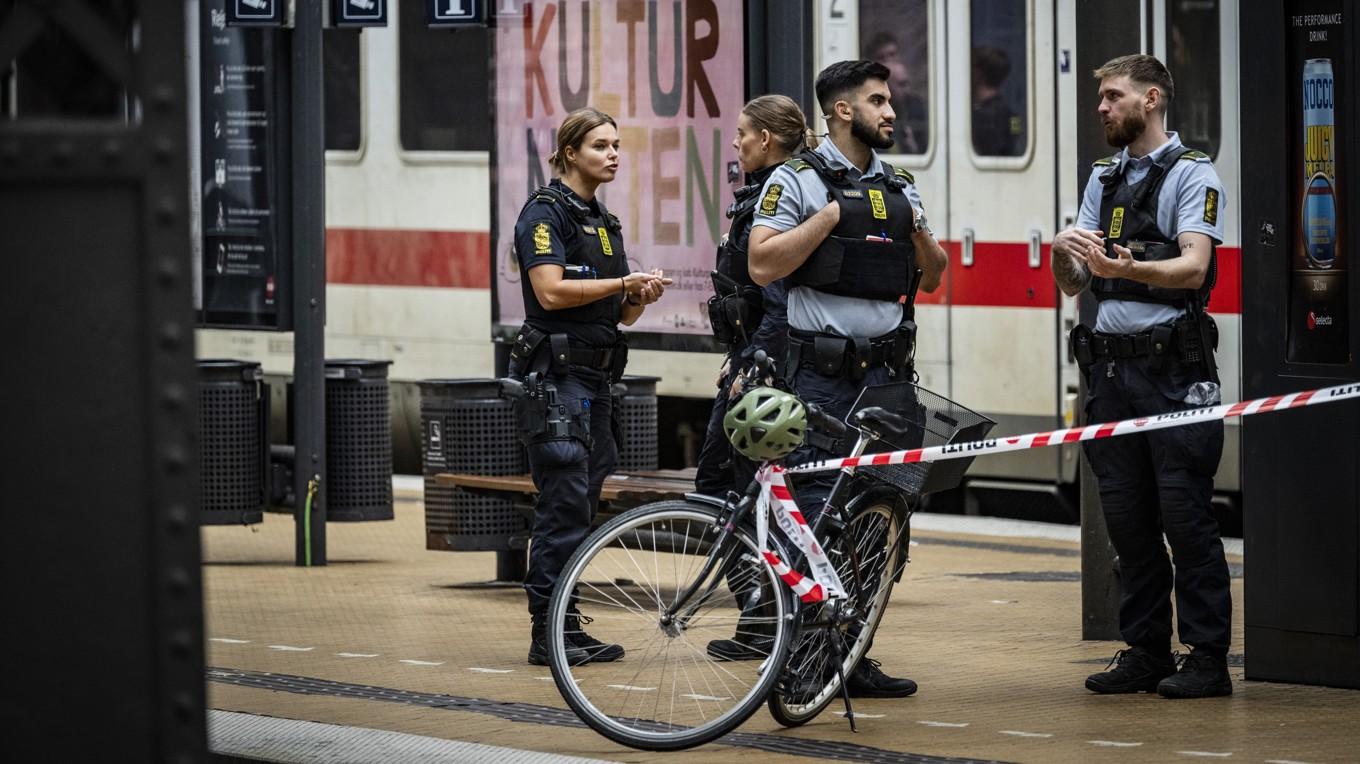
<box><xmin>511</xmin><ymin>107</ymin><xmax>669</xmax><ymax>666</ymax></box>
<box><xmin>1052</xmin><ymin>55</ymin><xmax>1232</xmax><ymax>698</ymax></box>
<box><xmin>748</xmin><ymin>60</ymin><xmax>949</xmax><ymax>698</ymax></box>
<box><xmin>695</xmin><ymin>95</ymin><xmax>808</xmax><ymax>499</ymax></box>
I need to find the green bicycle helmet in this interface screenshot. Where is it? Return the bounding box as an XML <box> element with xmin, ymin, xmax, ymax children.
<box><xmin>723</xmin><ymin>386</ymin><xmax>807</xmax><ymax>461</ymax></box>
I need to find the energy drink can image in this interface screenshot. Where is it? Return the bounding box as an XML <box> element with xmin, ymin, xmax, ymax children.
<box><xmin>1302</xmin><ymin>57</ymin><xmax>1337</xmax><ymax>269</ymax></box>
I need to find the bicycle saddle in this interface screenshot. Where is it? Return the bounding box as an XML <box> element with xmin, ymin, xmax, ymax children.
<box><xmin>851</xmin><ymin>406</ymin><xmax>916</xmax><ymax>444</ymax></box>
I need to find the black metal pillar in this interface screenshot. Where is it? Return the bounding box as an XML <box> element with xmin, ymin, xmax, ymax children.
<box><xmin>1241</xmin><ymin>0</ymin><xmax>1360</xmax><ymax>687</ymax></box>
<box><xmin>744</xmin><ymin>0</ymin><xmax>814</xmax><ymax>115</ymax></box>
<box><xmin>291</xmin><ymin>0</ymin><xmax>327</xmax><ymax>566</ymax></box>
<box><xmin>0</xmin><ymin>1</ymin><xmax>206</xmax><ymax>758</ymax></box>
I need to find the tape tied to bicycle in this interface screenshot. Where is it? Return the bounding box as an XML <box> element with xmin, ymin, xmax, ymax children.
<box><xmin>755</xmin><ymin>465</ymin><xmax>846</xmax><ymax>603</ymax></box>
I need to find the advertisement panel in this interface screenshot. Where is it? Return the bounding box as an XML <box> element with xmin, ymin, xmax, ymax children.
<box><xmin>492</xmin><ymin>0</ymin><xmax>745</xmax><ymax>340</ymax></box>
<box><xmin>1286</xmin><ymin>2</ymin><xmax>1349</xmax><ymax>363</ymax></box>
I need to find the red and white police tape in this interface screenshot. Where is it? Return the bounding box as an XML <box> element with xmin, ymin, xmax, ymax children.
<box><xmin>754</xmin><ymin>381</ymin><xmax>1360</xmax><ymax>603</ymax></box>
<box><xmin>785</xmin><ymin>381</ymin><xmax>1360</xmax><ymax>475</ymax></box>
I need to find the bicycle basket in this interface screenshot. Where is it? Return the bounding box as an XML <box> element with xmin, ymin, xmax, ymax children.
<box><xmin>845</xmin><ymin>382</ymin><xmax>995</xmax><ymax>498</ymax></box>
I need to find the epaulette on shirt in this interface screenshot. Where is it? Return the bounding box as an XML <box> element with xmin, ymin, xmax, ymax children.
<box><xmin>1178</xmin><ymin>149</ymin><xmax>1211</xmax><ymax>162</ymax></box>
<box><xmin>1092</xmin><ymin>155</ymin><xmax>1118</xmax><ymax>167</ymax></box>
<box><xmin>892</xmin><ymin>166</ymin><xmax>915</xmax><ymax>185</ymax></box>
<box><xmin>785</xmin><ymin>157</ymin><xmax>814</xmax><ymax>172</ymax></box>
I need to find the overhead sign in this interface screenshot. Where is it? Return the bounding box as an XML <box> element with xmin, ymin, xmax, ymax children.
<box><xmin>427</xmin><ymin>0</ymin><xmax>487</xmax><ymax>27</ymax></box>
<box><xmin>491</xmin><ymin>0</ymin><xmax>745</xmax><ymax>338</ymax></box>
<box><xmin>331</xmin><ymin>0</ymin><xmax>387</xmax><ymax>27</ymax></box>
<box><xmin>227</xmin><ymin>0</ymin><xmax>286</xmax><ymax>27</ymax></box>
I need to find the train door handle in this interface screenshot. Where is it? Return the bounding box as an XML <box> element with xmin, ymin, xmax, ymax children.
<box><xmin>962</xmin><ymin>228</ymin><xmax>975</xmax><ymax>267</ymax></box>
<box><xmin>1028</xmin><ymin>228</ymin><xmax>1042</xmax><ymax>269</ymax></box>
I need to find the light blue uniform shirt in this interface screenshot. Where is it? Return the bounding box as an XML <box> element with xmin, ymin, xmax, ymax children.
<box><xmin>753</xmin><ymin>138</ymin><xmax>927</xmax><ymax>338</ymax></box>
<box><xmin>1075</xmin><ymin>132</ymin><xmax>1227</xmax><ymax>333</ymax></box>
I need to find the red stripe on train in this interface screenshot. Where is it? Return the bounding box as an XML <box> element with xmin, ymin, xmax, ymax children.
<box><xmin>916</xmin><ymin>241</ymin><xmax>1241</xmax><ymax>314</ymax></box>
<box><xmin>326</xmin><ymin>228</ymin><xmax>490</xmax><ymax>288</ymax></box>
<box><xmin>323</xmin><ymin>228</ymin><xmax>1241</xmax><ymax>315</ymax></box>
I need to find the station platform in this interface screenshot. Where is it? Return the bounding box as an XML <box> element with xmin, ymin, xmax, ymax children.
<box><xmin>203</xmin><ymin>479</ymin><xmax>1356</xmax><ymax>763</ymax></box>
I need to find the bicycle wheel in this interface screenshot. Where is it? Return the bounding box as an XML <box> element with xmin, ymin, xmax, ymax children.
<box><xmin>767</xmin><ymin>497</ymin><xmax>908</xmax><ymax>727</ymax></box>
<box><xmin>547</xmin><ymin>500</ymin><xmax>795</xmax><ymax>750</ymax></box>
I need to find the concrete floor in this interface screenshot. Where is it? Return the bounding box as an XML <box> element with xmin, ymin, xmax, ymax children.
<box><xmin>202</xmin><ymin>487</ymin><xmax>1359</xmax><ymax>763</ymax></box>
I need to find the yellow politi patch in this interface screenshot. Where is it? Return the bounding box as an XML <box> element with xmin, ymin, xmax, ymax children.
<box><xmin>867</xmin><ymin>189</ymin><xmax>887</xmax><ymax>220</ymax></box>
<box><xmin>1109</xmin><ymin>207</ymin><xmax>1125</xmax><ymax>239</ymax></box>
<box><xmin>533</xmin><ymin>222</ymin><xmax>552</xmax><ymax>255</ymax></box>
<box><xmin>1203</xmin><ymin>188</ymin><xmax>1219</xmax><ymax>226</ymax></box>
<box><xmin>759</xmin><ymin>184</ymin><xmax>784</xmax><ymax>215</ymax></box>
<box><xmin>596</xmin><ymin>227</ymin><xmax>614</xmax><ymax>256</ymax></box>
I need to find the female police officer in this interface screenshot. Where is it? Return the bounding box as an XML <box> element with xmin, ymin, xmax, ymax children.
<box><xmin>510</xmin><ymin>107</ymin><xmax>669</xmax><ymax>666</ymax></box>
<box><xmin>694</xmin><ymin>95</ymin><xmax>808</xmax><ymax>499</ymax></box>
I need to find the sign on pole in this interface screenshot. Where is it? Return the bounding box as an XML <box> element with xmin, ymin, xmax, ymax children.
<box><xmin>427</xmin><ymin>0</ymin><xmax>488</xmax><ymax>27</ymax></box>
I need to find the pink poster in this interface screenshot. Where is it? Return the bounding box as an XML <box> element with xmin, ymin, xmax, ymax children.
<box><xmin>493</xmin><ymin>0</ymin><xmax>745</xmax><ymax>336</ymax></box>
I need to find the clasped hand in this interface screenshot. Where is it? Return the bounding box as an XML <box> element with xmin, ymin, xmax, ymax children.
<box><xmin>1053</xmin><ymin>227</ymin><xmax>1137</xmax><ymax>279</ymax></box>
<box><xmin>623</xmin><ymin>269</ymin><xmax>673</xmax><ymax>306</ymax></box>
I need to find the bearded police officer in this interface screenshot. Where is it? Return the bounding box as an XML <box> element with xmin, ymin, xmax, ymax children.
<box><xmin>1052</xmin><ymin>54</ymin><xmax>1232</xmax><ymax>699</ymax></box>
<box><xmin>748</xmin><ymin>60</ymin><xmax>948</xmax><ymax>699</ymax></box>
<box><xmin>510</xmin><ymin>107</ymin><xmax>668</xmax><ymax>666</ymax></box>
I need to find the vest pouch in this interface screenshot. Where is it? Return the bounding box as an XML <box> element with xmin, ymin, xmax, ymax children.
<box><xmin>791</xmin><ymin>236</ymin><xmax>848</xmax><ymax>288</ymax></box>
<box><xmin>707</xmin><ymin>295</ymin><xmax>736</xmax><ymax>345</ymax></box>
<box><xmin>812</xmin><ymin>335</ymin><xmax>848</xmax><ymax>376</ymax></box>
<box><xmin>513</xmin><ymin>394</ymin><xmax>550</xmax><ymax>444</ymax></box>
<box><xmin>795</xmin><ymin>236</ymin><xmax>914</xmax><ymax>301</ymax></box>
<box><xmin>510</xmin><ymin>324</ymin><xmax>548</xmax><ymax>373</ymax></box>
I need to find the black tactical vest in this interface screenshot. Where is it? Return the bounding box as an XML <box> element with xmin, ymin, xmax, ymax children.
<box><xmin>785</xmin><ymin>150</ymin><xmax>920</xmax><ymax>304</ymax></box>
<box><xmin>519</xmin><ymin>183</ymin><xmax>628</xmax><ymax>346</ymax></box>
<box><xmin>715</xmin><ymin>164</ymin><xmax>778</xmax><ymax>288</ymax></box>
<box><xmin>1094</xmin><ymin>147</ymin><xmax>1216</xmax><ymax>310</ymax></box>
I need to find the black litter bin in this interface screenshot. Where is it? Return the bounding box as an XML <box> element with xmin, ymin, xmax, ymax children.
<box><xmin>325</xmin><ymin>359</ymin><xmax>393</xmax><ymax>521</ymax></box>
<box><xmin>615</xmin><ymin>375</ymin><xmax>659</xmax><ymax>471</ymax></box>
<box><xmin>419</xmin><ymin>378</ymin><xmax>528</xmax><ymax>551</ymax></box>
<box><xmin>198</xmin><ymin>359</ymin><xmax>267</xmax><ymax>525</ymax></box>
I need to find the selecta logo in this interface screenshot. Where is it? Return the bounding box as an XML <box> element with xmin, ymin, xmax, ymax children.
<box><xmin>1308</xmin><ymin>311</ymin><xmax>1335</xmax><ymax>330</ymax></box>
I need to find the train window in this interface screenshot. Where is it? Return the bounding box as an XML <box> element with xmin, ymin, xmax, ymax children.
<box><xmin>858</xmin><ymin>0</ymin><xmax>930</xmax><ymax>155</ymax></box>
<box><xmin>324</xmin><ymin>29</ymin><xmax>362</xmax><ymax>153</ymax></box>
<box><xmin>398</xmin><ymin>0</ymin><xmax>490</xmax><ymax>152</ymax></box>
<box><xmin>1166</xmin><ymin>0</ymin><xmax>1221</xmax><ymax>158</ymax></box>
<box><xmin>969</xmin><ymin>0</ymin><xmax>1028</xmax><ymax>158</ymax></box>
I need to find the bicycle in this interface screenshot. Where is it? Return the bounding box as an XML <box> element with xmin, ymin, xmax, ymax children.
<box><xmin>535</xmin><ymin>355</ymin><xmax>994</xmax><ymax>750</ymax></box>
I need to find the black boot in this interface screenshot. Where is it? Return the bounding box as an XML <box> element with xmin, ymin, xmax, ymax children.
<box><xmin>706</xmin><ymin>586</ymin><xmax>777</xmax><ymax>661</ymax></box>
<box><xmin>528</xmin><ymin>612</ymin><xmax>590</xmax><ymax>667</ymax></box>
<box><xmin>1085</xmin><ymin>646</ymin><xmax>1176</xmax><ymax>694</ymax></box>
<box><xmin>1157</xmin><ymin>650</ymin><xmax>1232</xmax><ymax>698</ymax></box>
<box><xmin>565</xmin><ymin>609</ymin><xmax>624</xmax><ymax>662</ymax></box>
<box><xmin>846</xmin><ymin>657</ymin><xmax>918</xmax><ymax>698</ymax></box>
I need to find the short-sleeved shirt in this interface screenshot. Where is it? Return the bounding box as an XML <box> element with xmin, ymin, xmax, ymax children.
<box><xmin>753</xmin><ymin>138</ymin><xmax>927</xmax><ymax>338</ymax></box>
<box><xmin>512</xmin><ymin>179</ymin><xmax>624</xmax><ymax>347</ymax></box>
<box><xmin>1075</xmin><ymin>132</ymin><xmax>1227</xmax><ymax>334</ymax></box>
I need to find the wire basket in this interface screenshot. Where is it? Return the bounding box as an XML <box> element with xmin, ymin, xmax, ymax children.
<box><xmin>845</xmin><ymin>382</ymin><xmax>995</xmax><ymax>498</ymax></box>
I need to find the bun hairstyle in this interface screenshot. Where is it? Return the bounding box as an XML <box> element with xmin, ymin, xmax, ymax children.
<box><xmin>547</xmin><ymin>107</ymin><xmax>618</xmax><ymax>175</ymax></box>
<box><xmin>740</xmin><ymin>94</ymin><xmax>809</xmax><ymax>154</ymax></box>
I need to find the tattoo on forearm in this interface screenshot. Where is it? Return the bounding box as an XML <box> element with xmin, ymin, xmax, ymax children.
<box><xmin>1053</xmin><ymin>251</ymin><xmax>1091</xmax><ymax>293</ymax></box>
<box><xmin>1181</xmin><ymin>241</ymin><xmax>1196</xmax><ymax>250</ymax></box>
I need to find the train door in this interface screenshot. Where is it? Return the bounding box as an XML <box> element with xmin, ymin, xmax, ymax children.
<box><xmin>944</xmin><ymin>0</ymin><xmax>1064</xmax><ymax>485</ymax></box>
<box><xmin>815</xmin><ymin>0</ymin><xmax>952</xmax><ymax>394</ymax></box>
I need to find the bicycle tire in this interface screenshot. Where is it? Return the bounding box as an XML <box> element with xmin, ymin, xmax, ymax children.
<box><xmin>547</xmin><ymin>499</ymin><xmax>795</xmax><ymax>750</ymax></box>
<box><xmin>766</xmin><ymin>498</ymin><xmax>908</xmax><ymax>727</ymax></box>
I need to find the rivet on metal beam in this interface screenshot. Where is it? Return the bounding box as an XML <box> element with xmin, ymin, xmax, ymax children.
<box><xmin>156</xmin><ymin>197</ymin><xmax>177</xmax><ymax>225</ymax></box>
<box><xmin>163</xmin><ymin>444</ymin><xmax>188</xmax><ymax>473</ymax></box>
<box><xmin>160</xmin><ymin>322</ymin><xmax>183</xmax><ymax>349</ymax></box>
<box><xmin>152</xmin><ymin>85</ymin><xmax>176</xmax><ymax>111</ymax></box>
<box><xmin>154</xmin><ymin>137</ymin><xmax>175</xmax><ymax>164</ymax></box>
<box><xmin>170</xmin><ymin>630</ymin><xmax>194</xmax><ymax>658</ymax></box>
<box><xmin>158</xmin><ymin>257</ymin><xmax>181</xmax><ymax>285</ymax></box>
<box><xmin>162</xmin><ymin>383</ymin><xmax>186</xmax><ymax>410</ymax></box>
<box><xmin>166</xmin><ymin>504</ymin><xmax>189</xmax><ymax>533</ymax></box>
<box><xmin>167</xmin><ymin>567</ymin><xmax>191</xmax><ymax>595</ymax></box>
<box><xmin>172</xmin><ymin>692</ymin><xmax>195</xmax><ymax>720</ymax></box>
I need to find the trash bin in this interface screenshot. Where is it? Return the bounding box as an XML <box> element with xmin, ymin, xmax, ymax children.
<box><xmin>198</xmin><ymin>359</ymin><xmax>267</xmax><ymax>525</ymax></box>
<box><xmin>615</xmin><ymin>375</ymin><xmax>659</xmax><ymax>472</ymax></box>
<box><xmin>418</xmin><ymin>379</ymin><xmax>528</xmax><ymax>551</ymax></box>
<box><xmin>325</xmin><ymin>359</ymin><xmax>393</xmax><ymax>521</ymax></box>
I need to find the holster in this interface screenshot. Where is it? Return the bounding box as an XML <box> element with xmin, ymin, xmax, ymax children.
<box><xmin>1176</xmin><ymin>312</ymin><xmax>1220</xmax><ymax>384</ymax></box>
<box><xmin>892</xmin><ymin>319</ymin><xmax>917</xmax><ymax>377</ymax></box>
<box><xmin>608</xmin><ymin>337</ymin><xmax>629</xmax><ymax>383</ymax></box>
<box><xmin>513</xmin><ymin>374</ymin><xmax>591</xmax><ymax>447</ymax></box>
<box><xmin>1069</xmin><ymin>324</ymin><xmax>1095</xmax><ymax>368</ymax></box>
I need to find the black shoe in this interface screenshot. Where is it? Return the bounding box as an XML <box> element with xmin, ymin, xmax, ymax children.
<box><xmin>706</xmin><ymin>636</ymin><xmax>774</xmax><ymax>661</ymax></box>
<box><xmin>846</xmin><ymin>657</ymin><xmax>918</xmax><ymax>698</ymax></box>
<box><xmin>528</xmin><ymin>613</ymin><xmax>590</xmax><ymax>667</ymax></box>
<box><xmin>1085</xmin><ymin>646</ymin><xmax>1176</xmax><ymax>694</ymax></box>
<box><xmin>1157</xmin><ymin>650</ymin><xmax>1232</xmax><ymax>698</ymax></box>
<box><xmin>566</xmin><ymin>610</ymin><xmax>624</xmax><ymax>663</ymax></box>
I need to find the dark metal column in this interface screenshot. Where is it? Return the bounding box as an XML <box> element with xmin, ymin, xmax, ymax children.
<box><xmin>745</xmin><ymin>0</ymin><xmax>814</xmax><ymax>115</ymax></box>
<box><xmin>0</xmin><ymin>1</ymin><xmax>205</xmax><ymax>758</ymax></box>
<box><xmin>291</xmin><ymin>0</ymin><xmax>327</xmax><ymax>566</ymax></box>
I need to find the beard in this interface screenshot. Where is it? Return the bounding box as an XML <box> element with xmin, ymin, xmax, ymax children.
<box><xmin>1104</xmin><ymin>110</ymin><xmax>1146</xmax><ymax>148</ymax></box>
<box><xmin>851</xmin><ymin>110</ymin><xmax>895</xmax><ymax>150</ymax></box>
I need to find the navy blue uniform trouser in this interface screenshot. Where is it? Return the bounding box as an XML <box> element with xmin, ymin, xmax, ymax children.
<box><xmin>1082</xmin><ymin>355</ymin><xmax>1230</xmax><ymax>655</ymax></box>
<box><xmin>519</xmin><ymin>366</ymin><xmax>617</xmax><ymax>616</ymax></box>
<box><xmin>785</xmin><ymin>364</ymin><xmax>894</xmax><ymax>525</ymax></box>
<box><xmin>694</xmin><ymin>360</ymin><xmax>760</xmax><ymax>497</ymax></box>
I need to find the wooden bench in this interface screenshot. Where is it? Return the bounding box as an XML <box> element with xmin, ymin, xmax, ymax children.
<box><xmin>433</xmin><ymin>468</ymin><xmax>698</xmax><ymax>508</ymax></box>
